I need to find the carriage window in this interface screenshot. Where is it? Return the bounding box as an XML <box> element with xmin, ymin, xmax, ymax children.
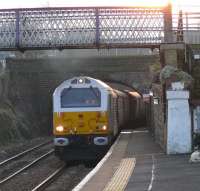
<box><xmin>61</xmin><ymin>88</ymin><xmax>101</xmax><ymax>108</ymax></box>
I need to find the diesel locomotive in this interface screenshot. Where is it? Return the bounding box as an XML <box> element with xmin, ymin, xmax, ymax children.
<box><xmin>53</xmin><ymin>76</ymin><xmax>143</xmax><ymax>162</ymax></box>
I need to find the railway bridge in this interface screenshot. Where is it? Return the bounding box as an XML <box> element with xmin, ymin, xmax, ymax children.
<box><xmin>0</xmin><ymin>3</ymin><xmax>200</xmax><ymax>152</ymax></box>
<box><xmin>0</xmin><ymin>4</ymin><xmax>173</xmax><ymax>50</ymax></box>
<box><xmin>0</xmin><ymin>3</ymin><xmax>200</xmax><ymax>191</ymax></box>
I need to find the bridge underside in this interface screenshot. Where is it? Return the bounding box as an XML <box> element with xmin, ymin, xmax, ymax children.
<box><xmin>1</xmin><ymin>44</ymin><xmax>160</xmax><ymax>51</ymax></box>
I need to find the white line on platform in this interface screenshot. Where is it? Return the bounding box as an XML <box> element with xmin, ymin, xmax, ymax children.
<box><xmin>120</xmin><ymin>129</ymin><xmax>149</xmax><ymax>134</ymax></box>
<box><xmin>72</xmin><ymin>134</ymin><xmax>121</xmax><ymax>191</ymax></box>
<box><xmin>134</xmin><ymin>153</ymin><xmax>164</xmax><ymax>157</ymax></box>
<box><xmin>132</xmin><ymin>130</ymin><xmax>149</xmax><ymax>133</ymax></box>
<box><xmin>147</xmin><ymin>155</ymin><xmax>155</xmax><ymax>191</ymax></box>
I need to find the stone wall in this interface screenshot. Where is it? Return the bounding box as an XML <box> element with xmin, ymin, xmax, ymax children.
<box><xmin>160</xmin><ymin>43</ymin><xmax>185</xmax><ymax>69</ymax></box>
<box><xmin>188</xmin><ymin>45</ymin><xmax>200</xmax><ymax>101</ymax></box>
<box><xmin>152</xmin><ymin>43</ymin><xmax>187</xmax><ymax>151</ymax></box>
<box><xmin>2</xmin><ymin>54</ymin><xmax>158</xmax><ymax>144</ymax></box>
<box><xmin>0</xmin><ymin>60</ymin><xmax>41</xmax><ymax>145</ymax></box>
<box><xmin>151</xmin><ymin>84</ymin><xmax>166</xmax><ymax>150</ymax></box>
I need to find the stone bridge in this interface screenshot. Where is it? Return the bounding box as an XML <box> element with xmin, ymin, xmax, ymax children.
<box><xmin>5</xmin><ymin>51</ymin><xmax>158</xmax><ymax>124</ymax></box>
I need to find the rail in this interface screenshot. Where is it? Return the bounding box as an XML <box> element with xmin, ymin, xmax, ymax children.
<box><xmin>0</xmin><ymin>149</ymin><xmax>54</xmax><ymax>185</ymax></box>
<box><xmin>32</xmin><ymin>164</ymin><xmax>66</xmax><ymax>191</ymax></box>
<box><xmin>0</xmin><ymin>140</ymin><xmax>52</xmax><ymax>167</ymax></box>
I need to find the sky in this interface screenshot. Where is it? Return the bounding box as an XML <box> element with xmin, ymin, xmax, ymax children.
<box><xmin>0</xmin><ymin>0</ymin><xmax>199</xmax><ymax>8</ymax></box>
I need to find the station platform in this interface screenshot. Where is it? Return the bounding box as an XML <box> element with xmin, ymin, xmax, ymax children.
<box><xmin>73</xmin><ymin>128</ymin><xmax>200</xmax><ymax>191</ymax></box>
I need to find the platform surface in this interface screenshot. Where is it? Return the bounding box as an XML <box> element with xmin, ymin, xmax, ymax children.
<box><xmin>74</xmin><ymin>128</ymin><xmax>200</xmax><ymax>191</ymax></box>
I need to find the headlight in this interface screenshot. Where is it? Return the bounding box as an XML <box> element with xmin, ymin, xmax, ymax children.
<box><xmin>56</xmin><ymin>125</ymin><xmax>64</xmax><ymax>132</ymax></box>
<box><xmin>101</xmin><ymin>125</ymin><xmax>107</xmax><ymax>131</ymax></box>
<box><xmin>78</xmin><ymin>78</ymin><xmax>84</xmax><ymax>83</ymax></box>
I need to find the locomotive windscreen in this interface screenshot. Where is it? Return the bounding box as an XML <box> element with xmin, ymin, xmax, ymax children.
<box><xmin>61</xmin><ymin>88</ymin><xmax>101</xmax><ymax>108</ymax></box>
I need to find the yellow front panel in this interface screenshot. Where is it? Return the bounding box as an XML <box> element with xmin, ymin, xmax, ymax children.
<box><xmin>53</xmin><ymin>111</ymin><xmax>108</xmax><ymax>135</ymax></box>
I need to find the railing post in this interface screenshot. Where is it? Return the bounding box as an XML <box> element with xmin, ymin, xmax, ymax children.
<box><xmin>163</xmin><ymin>3</ymin><xmax>173</xmax><ymax>43</ymax></box>
<box><xmin>177</xmin><ymin>10</ymin><xmax>184</xmax><ymax>42</ymax></box>
<box><xmin>16</xmin><ymin>10</ymin><xmax>20</xmax><ymax>48</ymax></box>
<box><xmin>95</xmin><ymin>8</ymin><xmax>100</xmax><ymax>48</ymax></box>
<box><xmin>185</xmin><ymin>12</ymin><xmax>188</xmax><ymax>31</ymax></box>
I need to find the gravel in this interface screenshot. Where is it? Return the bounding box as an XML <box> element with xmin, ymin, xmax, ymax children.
<box><xmin>0</xmin><ymin>137</ymin><xmax>93</xmax><ymax>191</ymax></box>
<box><xmin>45</xmin><ymin>164</ymin><xmax>91</xmax><ymax>191</ymax></box>
<box><xmin>0</xmin><ymin>155</ymin><xmax>56</xmax><ymax>190</ymax></box>
<box><xmin>0</xmin><ymin>136</ymin><xmax>51</xmax><ymax>161</ymax></box>
<box><xmin>0</xmin><ymin>143</ymin><xmax>53</xmax><ymax>180</ymax></box>
<box><xmin>0</xmin><ymin>155</ymin><xmax>91</xmax><ymax>191</ymax></box>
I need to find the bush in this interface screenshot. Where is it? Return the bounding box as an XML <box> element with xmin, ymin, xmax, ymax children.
<box><xmin>160</xmin><ymin>65</ymin><xmax>193</xmax><ymax>89</ymax></box>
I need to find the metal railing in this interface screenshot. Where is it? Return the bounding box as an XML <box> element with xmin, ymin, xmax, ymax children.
<box><xmin>0</xmin><ymin>5</ymin><xmax>199</xmax><ymax>50</ymax></box>
<box><xmin>173</xmin><ymin>11</ymin><xmax>200</xmax><ymax>44</ymax></box>
<box><xmin>0</xmin><ymin>6</ymin><xmax>166</xmax><ymax>50</ymax></box>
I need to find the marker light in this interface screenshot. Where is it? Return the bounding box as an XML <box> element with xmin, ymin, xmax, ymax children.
<box><xmin>56</xmin><ymin>125</ymin><xmax>64</xmax><ymax>132</ymax></box>
<box><xmin>78</xmin><ymin>78</ymin><xmax>83</xmax><ymax>83</ymax></box>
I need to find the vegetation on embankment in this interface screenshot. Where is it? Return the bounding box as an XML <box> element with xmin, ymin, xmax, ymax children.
<box><xmin>0</xmin><ymin>60</ymin><xmax>41</xmax><ymax>146</ymax></box>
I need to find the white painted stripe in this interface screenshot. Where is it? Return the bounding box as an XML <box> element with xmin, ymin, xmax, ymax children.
<box><xmin>120</xmin><ymin>130</ymin><xmax>134</xmax><ymax>134</ymax></box>
<box><xmin>147</xmin><ymin>155</ymin><xmax>155</xmax><ymax>191</ymax></box>
<box><xmin>53</xmin><ymin>107</ymin><xmax>106</xmax><ymax>112</ymax></box>
<box><xmin>132</xmin><ymin>130</ymin><xmax>149</xmax><ymax>133</ymax></box>
<box><xmin>134</xmin><ymin>153</ymin><xmax>164</xmax><ymax>157</ymax></box>
<box><xmin>72</xmin><ymin>134</ymin><xmax>121</xmax><ymax>191</ymax></box>
<box><xmin>120</xmin><ymin>129</ymin><xmax>149</xmax><ymax>134</ymax></box>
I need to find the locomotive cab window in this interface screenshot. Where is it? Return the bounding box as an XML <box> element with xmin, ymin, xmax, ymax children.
<box><xmin>61</xmin><ymin>88</ymin><xmax>101</xmax><ymax>108</ymax></box>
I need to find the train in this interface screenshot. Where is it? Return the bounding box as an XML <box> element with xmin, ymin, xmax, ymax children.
<box><xmin>53</xmin><ymin>76</ymin><xmax>144</xmax><ymax>162</ymax></box>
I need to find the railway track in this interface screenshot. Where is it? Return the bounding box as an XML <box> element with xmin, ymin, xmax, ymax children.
<box><xmin>0</xmin><ymin>149</ymin><xmax>54</xmax><ymax>185</ymax></box>
<box><xmin>0</xmin><ymin>140</ymin><xmax>52</xmax><ymax>167</ymax></box>
<box><xmin>0</xmin><ymin>140</ymin><xmax>91</xmax><ymax>191</ymax></box>
<box><xmin>32</xmin><ymin>164</ymin><xmax>66</xmax><ymax>191</ymax></box>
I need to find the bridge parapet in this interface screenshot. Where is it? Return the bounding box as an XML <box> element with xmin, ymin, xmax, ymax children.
<box><xmin>0</xmin><ymin>6</ymin><xmax>166</xmax><ymax>50</ymax></box>
<box><xmin>0</xmin><ymin>5</ymin><xmax>199</xmax><ymax>50</ymax></box>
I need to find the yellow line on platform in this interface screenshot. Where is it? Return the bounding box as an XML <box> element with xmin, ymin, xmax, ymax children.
<box><xmin>103</xmin><ymin>158</ymin><xmax>136</xmax><ymax>191</ymax></box>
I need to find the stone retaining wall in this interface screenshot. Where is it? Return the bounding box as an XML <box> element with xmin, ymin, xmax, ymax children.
<box><xmin>151</xmin><ymin>84</ymin><xmax>166</xmax><ymax>150</ymax></box>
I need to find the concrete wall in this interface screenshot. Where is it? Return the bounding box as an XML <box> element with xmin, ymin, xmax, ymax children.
<box><xmin>167</xmin><ymin>90</ymin><xmax>191</xmax><ymax>154</ymax></box>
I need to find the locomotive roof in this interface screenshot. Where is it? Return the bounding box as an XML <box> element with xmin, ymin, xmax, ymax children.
<box><xmin>54</xmin><ymin>76</ymin><xmax>113</xmax><ymax>94</ymax></box>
